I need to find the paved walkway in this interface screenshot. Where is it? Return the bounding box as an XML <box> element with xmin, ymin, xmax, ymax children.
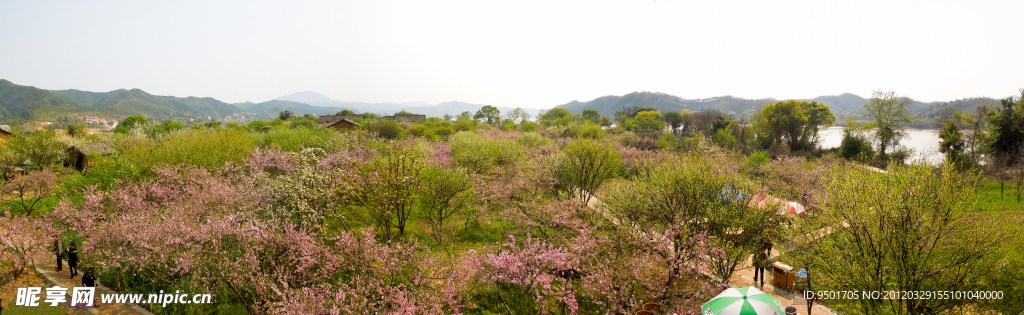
<box><xmin>32</xmin><ymin>256</ymin><xmax>153</xmax><ymax>315</ymax></box>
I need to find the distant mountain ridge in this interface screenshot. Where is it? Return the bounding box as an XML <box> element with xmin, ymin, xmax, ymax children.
<box><xmin>273</xmin><ymin>91</ymin><xmax>541</xmax><ymax>118</ymax></box>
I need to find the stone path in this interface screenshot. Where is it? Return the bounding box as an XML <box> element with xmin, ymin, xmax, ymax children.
<box><xmin>32</xmin><ymin>256</ymin><xmax>153</xmax><ymax>315</ymax></box>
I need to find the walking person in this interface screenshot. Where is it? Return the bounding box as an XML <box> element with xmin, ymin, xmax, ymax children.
<box><xmin>67</xmin><ymin>242</ymin><xmax>79</xmax><ymax>279</ymax></box>
<box><xmin>53</xmin><ymin>235</ymin><xmax>63</xmax><ymax>271</ymax></box>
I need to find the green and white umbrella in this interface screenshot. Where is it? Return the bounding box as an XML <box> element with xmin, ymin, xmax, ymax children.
<box><xmin>701</xmin><ymin>286</ymin><xmax>785</xmax><ymax>315</ymax></box>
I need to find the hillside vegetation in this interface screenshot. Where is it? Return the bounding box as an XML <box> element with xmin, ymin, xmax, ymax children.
<box><xmin>0</xmin><ymin>79</ymin><xmax>244</xmax><ymax>123</ymax></box>
<box><xmin>556</xmin><ymin>91</ymin><xmax>999</xmax><ymax>127</ymax></box>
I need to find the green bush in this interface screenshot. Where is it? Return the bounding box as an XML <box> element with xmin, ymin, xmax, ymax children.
<box><xmin>561</xmin><ymin>122</ymin><xmax>604</xmax><ymax>139</ymax></box>
<box><xmin>453</xmin><ymin>118</ymin><xmax>478</xmax><ymax>132</ymax></box>
<box><xmin>839</xmin><ymin>130</ymin><xmax>874</xmax><ymax>160</ymax></box>
<box><xmin>121</xmin><ymin>128</ymin><xmax>255</xmax><ymax>171</ymax></box>
<box><xmin>362</xmin><ymin>119</ymin><xmax>405</xmax><ymax>140</ymax></box>
<box><xmin>519</xmin><ymin>121</ymin><xmax>538</xmax><ymax>132</ymax></box>
<box><xmin>405</xmin><ymin>125</ymin><xmax>436</xmax><ymax>140</ymax></box>
<box><xmin>254</xmin><ymin>127</ymin><xmax>336</xmax><ymax>151</ymax></box>
<box><xmin>434</xmin><ymin>125</ymin><xmax>454</xmax><ymax>138</ymax></box>
<box><xmin>517</xmin><ymin>132</ymin><xmax>552</xmax><ymax>148</ymax></box>
<box><xmin>449</xmin><ymin>132</ymin><xmax>522</xmax><ymax>174</ymax></box>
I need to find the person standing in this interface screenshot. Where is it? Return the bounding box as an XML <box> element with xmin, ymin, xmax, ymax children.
<box><xmin>753</xmin><ymin>241</ymin><xmax>768</xmax><ymax>287</ymax></box>
<box><xmin>753</xmin><ymin>233</ymin><xmax>773</xmax><ymax>287</ymax></box>
<box><xmin>82</xmin><ymin>267</ymin><xmax>97</xmax><ymax>287</ymax></box>
<box><xmin>53</xmin><ymin>236</ymin><xmax>63</xmax><ymax>272</ymax></box>
<box><xmin>67</xmin><ymin>242</ymin><xmax>79</xmax><ymax>279</ymax></box>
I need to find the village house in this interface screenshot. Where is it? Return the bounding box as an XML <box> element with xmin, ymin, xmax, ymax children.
<box><xmin>317</xmin><ymin>115</ymin><xmax>364</xmax><ymax>125</ymax></box>
<box><xmin>67</xmin><ymin>142</ymin><xmax>116</xmax><ymax>171</ymax></box>
<box><xmin>324</xmin><ymin>118</ymin><xmax>361</xmax><ymax>130</ymax></box>
<box><xmin>0</xmin><ymin>125</ymin><xmax>13</xmax><ymax>145</ymax></box>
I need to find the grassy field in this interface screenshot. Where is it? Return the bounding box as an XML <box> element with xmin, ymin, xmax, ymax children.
<box><xmin>974</xmin><ymin>180</ymin><xmax>1024</xmax><ymax>211</ymax></box>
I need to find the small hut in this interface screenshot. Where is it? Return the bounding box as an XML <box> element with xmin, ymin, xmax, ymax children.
<box><xmin>68</xmin><ymin>142</ymin><xmax>116</xmax><ymax>171</ymax></box>
<box><xmin>0</xmin><ymin>125</ymin><xmax>13</xmax><ymax>145</ymax></box>
<box><xmin>317</xmin><ymin>115</ymin><xmax>364</xmax><ymax>125</ymax></box>
<box><xmin>325</xmin><ymin>119</ymin><xmax>361</xmax><ymax>131</ymax></box>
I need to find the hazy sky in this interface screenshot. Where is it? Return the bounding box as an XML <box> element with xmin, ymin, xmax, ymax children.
<box><xmin>1</xmin><ymin>0</ymin><xmax>1021</xmax><ymax>108</ymax></box>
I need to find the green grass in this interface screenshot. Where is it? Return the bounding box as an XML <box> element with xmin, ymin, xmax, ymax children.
<box><xmin>974</xmin><ymin>181</ymin><xmax>1024</xmax><ymax>212</ymax></box>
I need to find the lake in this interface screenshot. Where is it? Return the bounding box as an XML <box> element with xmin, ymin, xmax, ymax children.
<box><xmin>819</xmin><ymin>127</ymin><xmax>944</xmax><ymax>165</ymax></box>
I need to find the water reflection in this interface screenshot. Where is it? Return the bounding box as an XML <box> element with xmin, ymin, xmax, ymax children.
<box><xmin>818</xmin><ymin>126</ymin><xmax>943</xmax><ymax>165</ymax></box>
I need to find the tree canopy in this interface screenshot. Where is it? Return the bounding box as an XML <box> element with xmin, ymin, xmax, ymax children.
<box><xmin>987</xmin><ymin>89</ymin><xmax>1024</xmax><ymax>163</ymax></box>
<box><xmin>473</xmin><ymin>106</ymin><xmax>501</xmax><ymax>124</ymax></box>
<box><xmin>752</xmin><ymin>100</ymin><xmax>835</xmax><ymax>151</ymax></box>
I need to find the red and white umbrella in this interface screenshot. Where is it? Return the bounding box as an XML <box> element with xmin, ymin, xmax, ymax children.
<box><xmin>777</xmin><ymin>202</ymin><xmax>806</xmax><ymax>216</ymax></box>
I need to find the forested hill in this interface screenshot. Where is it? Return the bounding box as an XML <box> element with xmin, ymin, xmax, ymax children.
<box><xmin>555</xmin><ymin>91</ymin><xmax>1000</xmax><ymax>127</ymax></box>
<box><xmin>52</xmin><ymin>88</ymin><xmax>243</xmax><ymax>120</ymax></box>
<box><xmin>0</xmin><ymin>79</ymin><xmax>245</xmax><ymax>123</ymax></box>
<box><xmin>0</xmin><ymin>79</ymin><xmax>85</xmax><ymax>121</ymax></box>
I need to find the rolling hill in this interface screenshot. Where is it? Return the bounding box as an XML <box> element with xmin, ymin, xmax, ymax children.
<box><xmin>0</xmin><ymin>79</ymin><xmax>86</xmax><ymax>121</ymax></box>
<box><xmin>0</xmin><ymin>79</ymin><xmax>246</xmax><ymax>123</ymax></box>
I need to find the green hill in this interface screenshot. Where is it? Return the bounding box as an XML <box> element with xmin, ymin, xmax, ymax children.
<box><xmin>0</xmin><ymin>79</ymin><xmax>86</xmax><ymax>121</ymax></box>
<box><xmin>0</xmin><ymin>79</ymin><xmax>245</xmax><ymax>124</ymax></box>
<box><xmin>52</xmin><ymin>88</ymin><xmax>243</xmax><ymax>121</ymax></box>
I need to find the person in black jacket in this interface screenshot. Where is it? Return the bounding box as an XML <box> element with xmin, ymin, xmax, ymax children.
<box><xmin>82</xmin><ymin>267</ymin><xmax>97</xmax><ymax>287</ymax></box>
<box><xmin>67</xmin><ymin>242</ymin><xmax>79</xmax><ymax>279</ymax></box>
<box><xmin>53</xmin><ymin>236</ymin><xmax>63</xmax><ymax>271</ymax></box>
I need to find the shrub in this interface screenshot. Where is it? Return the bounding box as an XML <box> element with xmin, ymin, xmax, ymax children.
<box><xmin>519</xmin><ymin>121</ymin><xmax>538</xmax><ymax>132</ymax></box>
<box><xmin>254</xmin><ymin>127</ymin><xmax>336</xmax><ymax>151</ymax></box>
<box><xmin>449</xmin><ymin>132</ymin><xmax>522</xmax><ymax>174</ymax></box>
<box><xmin>453</xmin><ymin>118</ymin><xmax>478</xmax><ymax>132</ymax></box>
<box><xmin>517</xmin><ymin>132</ymin><xmax>552</xmax><ymax>148</ymax></box>
<box><xmin>405</xmin><ymin>125</ymin><xmax>435</xmax><ymax>140</ymax></box>
<box><xmin>561</xmin><ymin>122</ymin><xmax>604</xmax><ymax>139</ymax></box>
<box><xmin>552</xmin><ymin>139</ymin><xmax>620</xmax><ymax>204</ymax></box>
<box><xmin>839</xmin><ymin>130</ymin><xmax>874</xmax><ymax>161</ymax></box>
<box><xmin>122</xmin><ymin>128</ymin><xmax>255</xmax><ymax>171</ymax></box>
<box><xmin>362</xmin><ymin>119</ymin><xmax>405</xmax><ymax>140</ymax></box>
<box><xmin>434</xmin><ymin>125</ymin><xmax>454</xmax><ymax>138</ymax></box>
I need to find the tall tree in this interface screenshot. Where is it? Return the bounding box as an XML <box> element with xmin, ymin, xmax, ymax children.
<box><xmin>473</xmin><ymin>105</ymin><xmax>501</xmax><ymax>124</ymax></box>
<box><xmin>863</xmin><ymin>90</ymin><xmax>914</xmax><ymax>158</ymax></box>
<box><xmin>663</xmin><ymin>111</ymin><xmax>682</xmax><ymax>134</ymax></box>
<box><xmin>938</xmin><ymin>119</ymin><xmax>965</xmax><ymax>167</ymax></box>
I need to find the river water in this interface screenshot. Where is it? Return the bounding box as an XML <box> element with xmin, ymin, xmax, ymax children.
<box><xmin>819</xmin><ymin>127</ymin><xmax>943</xmax><ymax>165</ymax></box>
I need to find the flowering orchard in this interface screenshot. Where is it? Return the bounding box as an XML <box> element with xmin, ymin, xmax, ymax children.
<box><xmin>0</xmin><ymin>122</ymin><xmax>1007</xmax><ymax>314</ymax></box>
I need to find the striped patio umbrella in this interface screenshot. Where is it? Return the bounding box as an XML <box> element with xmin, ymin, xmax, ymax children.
<box><xmin>701</xmin><ymin>286</ymin><xmax>785</xmax><ymax>315</ymax></box>
<box><xmin>776</xmin><ymin>202</ymin><xmax>806</xmax><ymax>217</ymax></box>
